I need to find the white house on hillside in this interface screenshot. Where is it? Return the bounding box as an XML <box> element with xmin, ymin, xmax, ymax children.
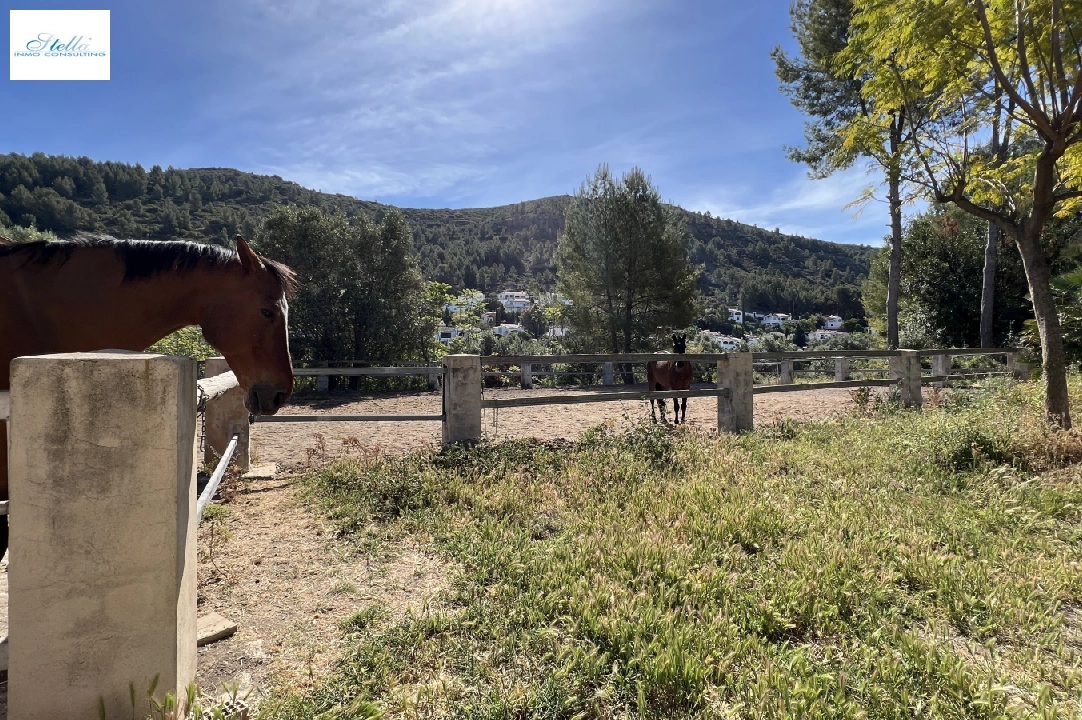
<box><xmin>493</xmin><ymin>323</ymin><xmax>526</xmax><ymax>337</ymax></box>
<box><xmin>760</xmin><ymin>313</ymin><xmax>790</xmax><ymax>329</ymax></box>
<box><xmin>444</xmin><ymin>290</ymin><xmax>485</xmax><ymax>315</ymax></box>
<box><xmin>704</xmin><ymin>331</ymin><xmax>742</xmax><ymax>350</ymax></box>
<box><xmin>810</xmin><ymin>329</ymin><xmax>848</xmax><ymax>341</ymax></box>
<box><xmin>435</xmin><ymin>326</ymin><xmax>463</xmax><ymax>344</ymax></box>
<box><xmin>728</xmin><ymin>308</ymin><xmax>743</xmax><ymax>324</ymax></box>
<box><xmin>823</xmin><ymin>315</ymin><xmax>843</xmax><ymax>330</ymax></box>
<box><xmin>497</xmin><ymin>291</ymin><xmax>531</xmax><ymax>312</ymax></box>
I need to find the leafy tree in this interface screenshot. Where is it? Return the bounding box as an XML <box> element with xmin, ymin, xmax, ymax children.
<box><xmin>793</xmin><ymin>323</ymin><xmax>808</xmax><ymax>347</ymax></box>
<box><xmin>863</xmin><ymin>207</ymin><xmax>1032</xmax><ymax>348</ymax></box>
<box><xmin>556</xmin><ymin>165</ymin><xmax>700</xmax><ymax>354</ymax></box>
<box><xmin>255</xmin><ymin>206</ymin><xmax>435</xmax><ymax>366</ymax></box>
<box><xmin>845</xmin><ymin>0</ymin><xmax>1082</xmax><ymax>426</ymax></box>
<box><xmin>147</xmin><ymin>326</ymin><xmax>216</xmax><ymax>360</ymax></box>
<box><xmin>520</xmin><ymin>304</ymin><xmax>549</xmax><ymax>338</ymax></box>
<box><xmin>774</xmin><ymin>0</ymin><xmax>922</xmax><ymax>348</ymax></box>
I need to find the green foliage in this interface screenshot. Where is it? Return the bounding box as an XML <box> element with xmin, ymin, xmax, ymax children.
<box><xmin>268</xmin><ymin>381</ymin><xmax>1082</xmax><ymax>718</ymax></box>
<box><xmin>146</xmin><ymin>326</ymin><xmax>217</xmax><ymax>360</ymax></box>
<box><xmin>557</xmin><ymin>165</ymin><xmax>700</xmax><ymax>352</ymax></box>
<box><xmin>255</xmin><ymin>205</ymin><xmax>434</xmax><ymax>364</ymax></box>
<box><xmin>864</xmin><ymin>208</ymin><xmax>1033</xmax><ymax>348</ymax></box>
<box><xmin>0</xmin><ymin>152</ymin><xmax>872</xmax><ymax>325</ymax></box>
<box><xmin>0</xmin><ymin>223</ymin><xmax>58</xmax><ymax>243</ymax></box>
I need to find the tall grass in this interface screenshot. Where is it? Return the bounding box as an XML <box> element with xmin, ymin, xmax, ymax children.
<box><xmin>262</xmin><ymin>379</ymin><xmax>1082</xmax><ymax>719</ymax></box>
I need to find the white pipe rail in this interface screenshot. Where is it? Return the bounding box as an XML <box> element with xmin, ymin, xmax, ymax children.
<box><xmin>196</xmin><ymin>433</ymin><xmax>238</xmax><ymax>522</ymax></box>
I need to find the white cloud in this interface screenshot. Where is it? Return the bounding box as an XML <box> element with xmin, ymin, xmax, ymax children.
<box><xmin>680</xmin><ymin>165</ymin><xmax>895</xmax><ymax>244</ymax></box>
<box><xmin>210</xmin><ymin>0</ymin><xmax>634</xmax><ymax>199</ymax></box>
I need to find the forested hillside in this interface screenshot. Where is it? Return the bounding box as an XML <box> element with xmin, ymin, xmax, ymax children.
<box><xmin>0</xmin><ymin>152</ymin><xmax>874</xmax><ymax>316</ymax></box>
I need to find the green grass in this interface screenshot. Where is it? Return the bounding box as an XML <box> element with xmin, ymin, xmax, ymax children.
<box><xmin>260</xmin><ymin>379</ymin><xmax>1082</xmax><ymax>719</ymax></box>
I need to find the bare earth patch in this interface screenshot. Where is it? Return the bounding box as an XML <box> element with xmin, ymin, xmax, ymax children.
<box><xmin>195</xmin><ymin>477</ymin><xmax>450</xmax><ymax>712</ymax></box>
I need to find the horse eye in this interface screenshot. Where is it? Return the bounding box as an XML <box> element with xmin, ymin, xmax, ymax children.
<box><xmin>261</xmin><ymin>308</ymin><xmax>274</xmax><ymax>319</ymax></box>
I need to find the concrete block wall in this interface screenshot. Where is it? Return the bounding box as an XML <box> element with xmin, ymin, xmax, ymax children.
<box><xmin>7</xmin><ymin>352</ymin><xmax>197</xmax><ymax>720</ymax></box>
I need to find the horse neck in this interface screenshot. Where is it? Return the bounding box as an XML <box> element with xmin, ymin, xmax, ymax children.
<box><xmin>17</xmin><ymin>259</ymin><xmax>219</xmax><ymax>355</ymax></box>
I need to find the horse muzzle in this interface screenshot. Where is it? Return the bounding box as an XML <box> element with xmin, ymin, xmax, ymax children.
<box><xmin>246</xmin><ymin>384</ymin><xmax>290</xmax><ymax>415</ymax></box>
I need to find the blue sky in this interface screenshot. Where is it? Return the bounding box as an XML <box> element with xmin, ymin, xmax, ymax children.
<box><xmin>3</xmin><ymin>0</ymin><xmax>894</xmax><ymax>246</ymax></box>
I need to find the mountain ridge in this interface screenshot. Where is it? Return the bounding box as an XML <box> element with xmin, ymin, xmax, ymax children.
<box><xmin>0</xmin><ymin>152</ymin><xmax>873</xmax><ymax>317</ymax></box>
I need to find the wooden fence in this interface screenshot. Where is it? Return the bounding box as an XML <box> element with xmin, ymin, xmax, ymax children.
<box><xmin>254</xmin><ymin>348</ymin><xmax>1031</xmax><ymax>438</ymax></box>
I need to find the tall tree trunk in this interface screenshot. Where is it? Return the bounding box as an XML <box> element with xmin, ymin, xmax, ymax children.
<box><xmin>980</xmin><ymin>221</ymin><xmax>999</xmax><ymax>347</ymax></box>
<box><xmin>886</xmin><ymin>118</ymin><xmax>903</xmax><ymax>350</ymax></box>
<box><xmin>1015</xmin><ymin>224</ymin><xmax>1071</xmax><ymax>428</ymax></box>
<box><xmin>886</xmin><ymin>172</ymin><xmax>902</xmax><ymax>350</ymax></box>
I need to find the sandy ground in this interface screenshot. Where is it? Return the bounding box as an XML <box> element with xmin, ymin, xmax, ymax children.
<box><xmin>193</xmin><ymin>476</ymin><xmax>451</xmax><ymax>712</ymax></box>
<box><xmin>251</xmin><ymin>383</ymin><xmax>867</xmax><ymax>468</ymax></box>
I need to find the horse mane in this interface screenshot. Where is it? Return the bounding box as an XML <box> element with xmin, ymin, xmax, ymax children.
<box><xmin>0</xmin><ymin>234</ymin><xmax>296</xmax><ymax>297</ymax></box>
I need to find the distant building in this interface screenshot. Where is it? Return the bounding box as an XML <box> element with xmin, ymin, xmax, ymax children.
<box><xmin>823</xmin><ymin>315</ymin><xmax>843</xmax><ymax>330</ymax></box>
<box><xmin>546</xmin><ymin>325</ymin><xmax>568</xmax><ymax>338</ymax></box>
<box><xmin>497</xmin><ymin>291</ymin><xmax>531</xmax><ymax>312</ymax></box>
<box><xmin>493</xmin><ymin>323</ymin><xmax>526</xmax><ymax>337</ymax></box>
<box><xmin>760</xmin><ymin>313</ymin><xmax>790</xmax><ymax>329</ymax></box>
<box><xmin>444</xmin><ymin>290</ymin><xmax>485</xmax><ymax>315</ymax></box>
<box><xmin>704</xmin><ymin>331</ymin><xmax>742</xmax><ymax>350</ymax></box>
<box><xmin>728</xmin><ymin>308</ymin><xmax>743</xmax><ymax>324</ymax></box>
<box><xmin>482</xmin><ymin>311</ymin><xmax>497</xmax><ymax>325</ymax></box>
<box><xmin>810</xmin><ymin>329</ymin><xmax>848</xmax><ymax>341</ymax></box>
<box><xmin>435</xmin><ymin>326</ymin><xmax>463</xmax><ymax>344</ymax></box>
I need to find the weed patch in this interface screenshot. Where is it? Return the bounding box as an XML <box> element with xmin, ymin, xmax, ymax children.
<box><xmin>262</xmin><ymin>384</ymin><xmax>1082</xmax><ymax>719</ymax></box>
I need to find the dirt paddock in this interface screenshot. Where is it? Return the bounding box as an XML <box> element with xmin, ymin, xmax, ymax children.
<box><xmin>251</xmin><ymin>383</ymin><xmax>872</xmax><ymax>468</ymax></box>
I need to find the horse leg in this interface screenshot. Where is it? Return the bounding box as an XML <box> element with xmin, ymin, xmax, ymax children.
<box><xmin>655</xmin><ymin>383</ymin><xmax>668</xmax><ymax>424</ymax></box>
<box><xmin>680</xmin><ymin>398</ymin><xmax>687</xmax><ymax>424</ymax></box>
<box><xmin>649</xmin><ymin>398</ymin><xmax>657</xmax><ymax>423</ymax></box>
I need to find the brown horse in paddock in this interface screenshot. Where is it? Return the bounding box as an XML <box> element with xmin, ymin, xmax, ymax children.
<box><xmin>646</xmin><ymin>333</ymin><xmax>693</xmax><ymax>424</ymax></box>
<box><xmin>0</xmin><ymin>234</ymin><xmax>296</xmax><ymax>558</ymax></box>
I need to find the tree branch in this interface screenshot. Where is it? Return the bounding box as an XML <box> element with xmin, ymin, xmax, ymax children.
<box><xmin>973</xmin><ymin>0</ymin><xmax>1055</xmax><ymax>137</ymax></box>
<box><xmin>1051</xmin><ymin>0</ymin><xmax>1070</xmax><ymax>112</ymax></box>
<box><xmin>950</xmin><ymin>191</ymin><xmax>1020</xmax><ymax>237</ymax></box>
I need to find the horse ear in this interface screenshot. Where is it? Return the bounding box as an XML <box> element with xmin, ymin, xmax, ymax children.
<box><xmin>672</xmin><ymin>334</ymin><xmax>678</xmax><ymax>344</ymax></box>
<box><xmin>235</xmin><ymin>235</ymin><xmax>262</xmax><ymax>273</ymax></box>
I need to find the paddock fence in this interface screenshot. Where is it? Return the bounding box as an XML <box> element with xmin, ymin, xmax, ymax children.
<box><xmin>240</xmin><ymin>348</ymin><xmax>1031</xmax><ymax>440</ymax></box>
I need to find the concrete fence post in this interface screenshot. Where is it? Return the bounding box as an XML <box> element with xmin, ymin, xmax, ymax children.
<box><xmin>316</xmin><ymin>361</ymin><xmax>329</xmax><ymax>392</ymax></box>
<box><xmin>521</xmin><ymin>362</ymin><xmax>533</xmax><ymax>390</ymax></box>
<box><xmin>780</xmin><ymin>359</ymin><xmax>794</xmax><ymax>385</ymax></box>
<box><xmin>834</xmin><ymin>357</ymin><xmax>851</xmax><ymax>382</ymax></box>
<box><xmin>889</xmin><ymin>349</ymin><xmax>922</xmax><ymax>408</ymax></box>
<box><xmin>203</xmin><ymin>357</ymin><xmax>250</xmax><ymax>471</ymax></box>
<box><xmin>717</xmin><ymin>352</ymin><xmax>754</xmax><ymax>433</ymax></box>
<box><xmin>1006</xmin><ymin>351</ymin><xmax>1032</xmax><ymax>381</ymax></box>
<box><xmin>428</xmin><ymin>365</ymin><xmax>440</xmax><ymax>391</ymax></box>
<box><xmin>7</xmin><ymin>351</ymin><xmax>197</xmax><ymax>720</ymax></box>
<box><xmin>602</xmin><ymin>362</ymin><xmax>614</xmax><ymax>386</ymax></box>
<box><xmin>443</xmin><ymin>354</ymin><xmax>481</xmax><ymax>445</ymax></box>
<box><xmin>931</xmin><ymin>353</ymin><xmax>951</xmax><ymax>388</ymax></box>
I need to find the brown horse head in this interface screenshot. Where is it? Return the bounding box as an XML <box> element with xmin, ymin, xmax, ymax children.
<box><xmin>199</xmin><ymin>237</ymin><xmax>296</xmax><ymax>415</ymax></box>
